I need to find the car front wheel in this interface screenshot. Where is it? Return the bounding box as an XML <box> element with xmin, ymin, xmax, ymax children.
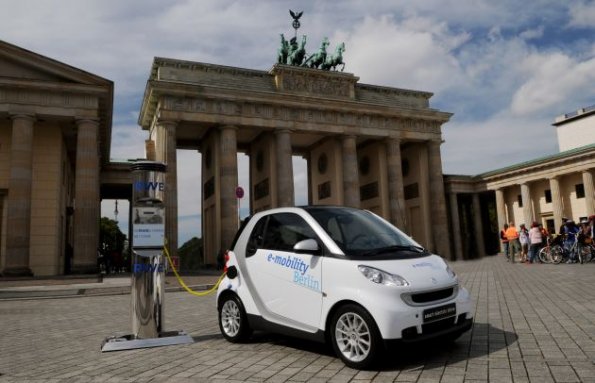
<box><xmin>218</xmin><ymin>294</ymin><xmax>251</xmax><ymax>342</ymax></box>
<box><xmin>330</xmin><ymin>304</ymin><xmax>381</xmax><ymax>369</ymax></box>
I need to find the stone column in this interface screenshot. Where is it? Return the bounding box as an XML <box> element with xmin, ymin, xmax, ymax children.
<box><xmin>427</xmin><ymin>140</ymin><xmax>451</xmax><ymax>259</ymax></box>
<box><xmin>386</xmin><ymin>138</ymin><xmax>407</xmax><ymax>229</ymax></box>
<box><xmin>160</xmin><ymin>121</ymin><xmax>178</xmax><ymax>258</ymax></box>
<box><xmin>72</xmin><ymin>118</ymin><xmax>100</xmax><ymax>274</ymax></box>
<box><xmin>219</xmin><ymin>126</ymin><xmax>238</xmax><ymax>251</ymax></box>
<box><xmin>341</xmin><ymin>135</ymin><xmax>360</xmax><ymax>208</ymax></box>
<box><xmin>495</xmin><ymin>188</ymin><xmax>506</xmax><ymax>231</ymax></box>
<box><xmin>3</xmin><ymin>114</ymin><xmax>35</xmax><ymax>276</ymax></box>
<box><xmin>145</xmin><ymin>139</ymin><xmax>156</xmax><ymax>161</ymax></box>
<box><xmin>449</xmin><ymin>192</ymin><xmax>463</xmax><ymax>260</ymax></box>
<box><xmin>520</xmin><ymin>183</ymin><xmax>534</xmax><ymax>225</ymax></box>
<box><xmin>472</xmin><ymin>193</ymin><xmax>486</xmax><ymax>258</ymax></box>
<box><xmin>275</xmin><ymin>129</ymin><xmax>294</xmax><ymax>207</ymax></box>
<box><xmin>549</xmin><ymin>177</ymin><xmax>563</xmax><ymax>233</ymax></box>
<box><xmin>582</xmin><ymin>170</ymin><xmax>594</xmax><ymax>216</ymax></box>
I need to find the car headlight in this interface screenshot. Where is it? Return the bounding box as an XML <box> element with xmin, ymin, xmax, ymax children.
<box><xmin>446</xmin><ymin>264</ymin><xmax>457</xmax><ymax>279</ymax></box>
<box><xmin>358</xmin><ymin>265</ymin><xmax>410</xmax><ymax>287</ymax></box>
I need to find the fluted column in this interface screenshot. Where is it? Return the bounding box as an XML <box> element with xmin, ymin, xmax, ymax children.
<box><xmin>275</xmin><ymin>129</ymin><xmax>294</xmax><ymax>207</ymax></box>
<box><xmin>449</xmin><ymin>192</ymin><xmax>463</xmax><ymax>260</ymax></box>
<box><xmin>145</xmin><ymin>139</ymin><xmax>156</xmax><ymax>161</ymax></box>
<box><xmin>583</xmin><ymin>170</ymin><xmax>594</xmax><ymax>216</ymax></box>
<box><xmin>472</xmin><ymin>193</ymin><xmax>486</xmax><ymax>258</ymax></box>
<box><xmin>549</xmin><ymin>177</ymin><xmax>563</xmax><ymax>233</ymax></box>
<box><xmin>3</xmin><ymin>114</ymin><xmax>35</xmax><ymax>276</ymax></box>
<box><xmin>520</xmin><ymin>183</ymin><xmax>534</xmax><ymax>225</ymax></box>
<box><xmin>495</xmin><ymin>189</ymin><xmax>506</xmax><ymax>231</ymax></box>
<box><xmin>341</xmin><ymin>135</ymin><xmax>360</xmax><ymax>208</ymax></box>
<box><xmin>72</xmin><ymin>118</ymin><xmax>100</xmax><ymax>274</ymax></box>
<box><xmin>220</xmin><ymin>126</ymin><xmax>238</xmax><ymax>251</ymax></box>
<box><xmin>160</xmin><ymin>121</ymin><xmax>178</xmax><ymax>258</ymax></box>
<box><xmin>427</xmin><ymin>140</ymin><xmax>451</xmax><ymax>259</ymax></box>
<box><xmin>386</xmin><ymin>138</ymin><xmax>406</xmax><ymax>229</ymax></box>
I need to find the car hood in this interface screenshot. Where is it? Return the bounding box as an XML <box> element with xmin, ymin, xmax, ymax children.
<box><xmin>360</xmin><ymin>254</ymin><xmax>456</xmax><ymax>291</ymax></box>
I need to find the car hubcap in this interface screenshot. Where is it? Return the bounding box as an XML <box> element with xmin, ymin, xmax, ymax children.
<box><xmin>221</xmin><ymin>300</ymin><xmax>241</xmax><ymax>337</ymax></box>
<box><xmin>335</xmin><ymin>312</ymin><xmax>371</xmax><ymax>362</ymax></box>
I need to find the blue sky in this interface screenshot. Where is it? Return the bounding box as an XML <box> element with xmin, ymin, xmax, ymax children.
<box><xmin>3</xmin><ymin>0</ymin><xmax>595</xmax><ymax>245</ymax></box>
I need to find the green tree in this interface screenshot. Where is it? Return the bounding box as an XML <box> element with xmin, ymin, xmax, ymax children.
<box><xmin>178</xmin><ymin>237</ymin><xmax>203</xmax><ymax>271</ymax></box>
<box><xmin>99</xmin><ymin>217</ymin><xmax>126</xmax><ymax>266</ymax></box>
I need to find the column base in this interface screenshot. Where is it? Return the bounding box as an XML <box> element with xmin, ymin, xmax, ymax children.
<box><xmin>70</xmin><ymin>264</ymin><xmax>99</xmax><ymax>275</ymax></box>
<box><xmin>2</xmin><ymin>266</ymin><xmax>34</xmax><ymax>277</ymax></box>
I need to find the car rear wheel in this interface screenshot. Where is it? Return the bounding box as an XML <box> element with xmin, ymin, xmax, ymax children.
<box><xmin>330</xmin><ymin>304</ymin><xmax>381</xmax><ymax>369</ymax></box>
<box><xmin>218</xmin><ymin>294</ymin><xmax>251</xmax><ymax>342</ymax></box>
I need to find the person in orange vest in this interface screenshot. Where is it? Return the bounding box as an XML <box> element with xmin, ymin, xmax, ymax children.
<box><xmin>500</xmin><ymin>224</ymin><xmax>509</xmax><ymax>259</ymax></box>
<box><xmin>505</xmin><ymin>222</ymin><xmax>521</xmax><ymax>263</ymax></box>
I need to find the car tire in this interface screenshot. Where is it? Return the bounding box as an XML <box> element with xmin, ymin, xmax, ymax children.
<box><xmin>218</xmin><ymin>294</ymin><xmax>251</xmax><ymax>342</ymax></box>
<box><xmin>330</xmin><ymin>304</ymin><xmax>382</xmax><ymax>369</ymax></box>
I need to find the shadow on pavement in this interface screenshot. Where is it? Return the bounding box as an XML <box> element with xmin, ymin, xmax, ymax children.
<box><xmin>378</xmin><ymin>322</ymin><xmax>518</xmax><ymax>371</ymax></box>
<box><xmin>241</xmin><ymin>322</ymin><xmax>518</xmax><ymax>370</ymax></box>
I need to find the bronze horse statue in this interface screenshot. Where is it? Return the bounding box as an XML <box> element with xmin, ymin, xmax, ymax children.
<box><xmin>277</xmin><ymin>34</ymin><xmax>289</xmax><ymax>64</ymax></box>
<box><xmin>288</xmin><ymin>35</ymin><xmax>307</xmax><ymax>66</ymax></box>
<box><xmin>321</xmin><ymin>42</ymin><xmax>345</xmax><ymax>71</ymax></box>
<box><xmin>303</xmin><ymin>37</ymin><xmax>329</xmax><ymax>69</ymax></box>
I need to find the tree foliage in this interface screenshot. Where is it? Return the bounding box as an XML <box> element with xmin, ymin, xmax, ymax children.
<box><xmin>178</xmin><ymin>237</ymin><xmax>203</xmax><ymax>271</ymax></box>
<box><xmin>99</xmin><ymin>217</ymin><xmax>126</xmax><ymax>254</ymax></box>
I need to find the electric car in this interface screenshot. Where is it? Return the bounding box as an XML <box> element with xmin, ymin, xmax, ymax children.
<box><xmin>216</xmin><ymin>206</ymin><xmax>474</xmax><ymax>369</ymax></box>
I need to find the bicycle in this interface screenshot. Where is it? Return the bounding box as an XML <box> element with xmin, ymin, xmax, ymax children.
<box><xmin>538</xmin><ymin>235</ymin><xmax>563</xmax><ymax>264</ymax></box>
<box><xmin>547</xmin><ymin>234</ymin><xmax>591</xmax><ymax>264</ymax></box>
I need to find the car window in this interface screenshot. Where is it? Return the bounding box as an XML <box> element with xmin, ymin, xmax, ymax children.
<box><xmin>262</xmin><ymin>213</ymin><xmax>318</xmax><ymax>252</ymax></box>
<box><xmin>305</xmin><ymin>207</ymin><xmax>422</xmax><ymax>257</ymax></box>
<box><xmin>247</xmin><ymin>216</ymin><xmax>267</xmax><ymax>251</ymax></box>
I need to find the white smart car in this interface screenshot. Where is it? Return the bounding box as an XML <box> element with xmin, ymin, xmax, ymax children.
<box><xmin>217</xmin><ymin>206</ymin><xmax>474</xmax><ymax>369</ymax></box>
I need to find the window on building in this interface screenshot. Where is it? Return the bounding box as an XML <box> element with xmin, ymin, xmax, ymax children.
<box><xmin>544</xmin><ymin>189</ymin><xmax>552</xmax><ymax>203</ymax></box>
<box><xmin>517</xmin><ymin>194</ymin><xmax>523</xmax><ymax>207</ymax></box>
<box><xmin>576</xmin><ymin>184</ymin><xmax>585</xmax><ymax>199</ymax></box>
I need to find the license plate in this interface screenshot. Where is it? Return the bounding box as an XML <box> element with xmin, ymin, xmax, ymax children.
<box><xmin>423</xmin><ymin>303</ymin><xmax>456</xmax><ymax>323</ymax></box>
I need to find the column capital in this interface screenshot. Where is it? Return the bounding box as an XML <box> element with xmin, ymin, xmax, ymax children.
<box><xmin>157</xmin><ymin>119</ymin><xmax>178</xmax><ymax>129</ymax></box>
<box><xmin>75</xmin><ymin>118</ymin><xmax>100</xmax><ymax>127</ymax></box>
<box><xmin>10</xmin><ymin>113</ymin><xmax>36</xmax><ymax>123</ymax></box>
<box><xmin>274</xmin><ymin>128</ymin><xmax>293</xmax><ymax>135</ymax></box>
<box><xmin>428</xmin><ymin>138</ymin><xmax>444</xmax><ymax>147</ymax></box>
<box><xmin>219</xmin><ymin>125</ymin><xmax>238</xmax><ymax>132</ymax></box>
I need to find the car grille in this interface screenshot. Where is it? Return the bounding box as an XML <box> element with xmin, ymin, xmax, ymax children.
<box><xmin>401</xmin><ymin>284</ymin><xmax>458</xmax><ymax>306</ymax></box>
<box><xmin>412</xmin><ymin>287</ymin><xmax>454</xmax><ymax>303</ymax></box>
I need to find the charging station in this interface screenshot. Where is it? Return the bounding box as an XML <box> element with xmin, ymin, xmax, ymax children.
<box><xmin>101</xmin><ymin>160</ymin><xmax>193</xmax><ymax>351</ymax></box>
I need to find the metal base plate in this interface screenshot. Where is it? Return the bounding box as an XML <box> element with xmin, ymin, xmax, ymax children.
<box><xmin>101</xmin><ymin>330</ymin><xmax>194</xmax><ymax>352</ymax></box>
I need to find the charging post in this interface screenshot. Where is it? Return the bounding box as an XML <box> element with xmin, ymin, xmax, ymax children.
<box><xmin>101</xmin><ymin>160</ymin><xmax>193</xmax><ymax>351</ymax></box>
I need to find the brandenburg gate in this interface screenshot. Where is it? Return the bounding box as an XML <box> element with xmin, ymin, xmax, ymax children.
<box><xmin>138</xmin><ymin>58</ymin><xmax>453</xmax><ymax>264</ymax></box>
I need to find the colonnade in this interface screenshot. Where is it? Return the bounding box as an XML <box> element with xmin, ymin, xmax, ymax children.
<box><xmin>151</xmin><ymin>122</ymin><xmax>452</xmax><ymax>263</ymax></box>
<box><xmin>3</xmin><ymin>114</ymin><xmax>100</xmax><ymax>276</ymax></box>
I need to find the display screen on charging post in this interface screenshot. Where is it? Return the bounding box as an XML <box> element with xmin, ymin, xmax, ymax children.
<box><xmin>132</xmin><ymin>206</ymin><xmax>165</xmax><ymax>248</ymax></box>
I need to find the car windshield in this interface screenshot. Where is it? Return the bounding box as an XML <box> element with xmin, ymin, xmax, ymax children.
<box><xmin>304</xmin><ymin>207</ymin><xmax>426</xmax><ymax>257</ymax></box>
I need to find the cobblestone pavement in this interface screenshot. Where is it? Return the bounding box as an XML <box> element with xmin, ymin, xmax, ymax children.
<box><xmin>0</xmin><ymin>256</ymin><xmax>594</xmax><ymax>382</ymax></box>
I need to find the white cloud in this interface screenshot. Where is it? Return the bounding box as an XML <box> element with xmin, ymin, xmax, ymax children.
<box><xmin>568</xmin><ymin>1</ymin><xmax>595</xmax><ymax>28</ymax></box>
<box><xmin>519</xmin><ymin>26</ymin><xmax>544</xmax><ymax>40</ymax></box>
<box><xmin>510</xmin><ymin>52</ymin><xmax>595</xmax><ymax>116</ymax></box>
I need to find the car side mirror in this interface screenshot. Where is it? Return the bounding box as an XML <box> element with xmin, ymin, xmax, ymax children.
<box><xmin>293</xmin><ymin>239</ymin><xmax>320</xmax><ymax>254</ymax></box>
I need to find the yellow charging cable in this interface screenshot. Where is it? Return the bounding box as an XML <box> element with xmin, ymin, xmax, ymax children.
<box><xmin>163</xmin><ymin>243</ymin><xmax>226</xmax><ymax>297</ymax></box>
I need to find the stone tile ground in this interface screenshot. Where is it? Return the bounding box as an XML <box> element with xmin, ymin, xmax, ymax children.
<box><xmin>0</xmin><ymin>256</ymin><xmax>594</xmax><ymax>382</ymax></box>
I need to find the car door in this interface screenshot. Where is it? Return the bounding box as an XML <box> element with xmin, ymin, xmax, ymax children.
<box><xmin>245</xmin><ymin>212</ymin><xmax>323</xmax><ymax>329</ymax></box>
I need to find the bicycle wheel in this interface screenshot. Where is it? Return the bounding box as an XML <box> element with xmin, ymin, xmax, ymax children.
<box><xmin>550</xmin><ymin>245</ymin><xmax>564</xmax><ymax>264</ymax></box>
<box><xmin>538</xmin><ymin>246</ymin><xmax>552</xmax><ymax>263</ymax></box>
<box><xmin>578</xmin><ymin>245</ymin><xmax>591</xmax><ymax>264</ymax></box>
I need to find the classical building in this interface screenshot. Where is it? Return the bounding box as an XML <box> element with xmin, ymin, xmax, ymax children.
<box><xmin>445</xmin><ymin>106</ymin><xmax>595</xmax><ymax>257</ymax></box>
<box><xmin>139</xmin><ymin>59</ymin><xmax>455</xmax><ymax>264</ymax></box>
<box><xmin>0</xmin><ymin>40</ymin><xmax>116</xmax><ymax>276</ymax></box>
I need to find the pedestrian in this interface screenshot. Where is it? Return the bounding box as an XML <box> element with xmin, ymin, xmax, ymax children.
<box><xmin>519</xmin><ymin>224</ymin><xmax>529</xmax><ymax>262</ymax></box>
<box><xmin>505</xmin><ymin>222</ymin><xmax>520</xmax><ymax>263</ymax></box>
<box><xmin>500</xmin><ymin>224</ymin><xmax>509</xmax><ymax>260</ymax></box>
<box><xmin>528</xmin><ymin>221</ymin><xmax>542</xmax><ymax>264</ymax></box>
